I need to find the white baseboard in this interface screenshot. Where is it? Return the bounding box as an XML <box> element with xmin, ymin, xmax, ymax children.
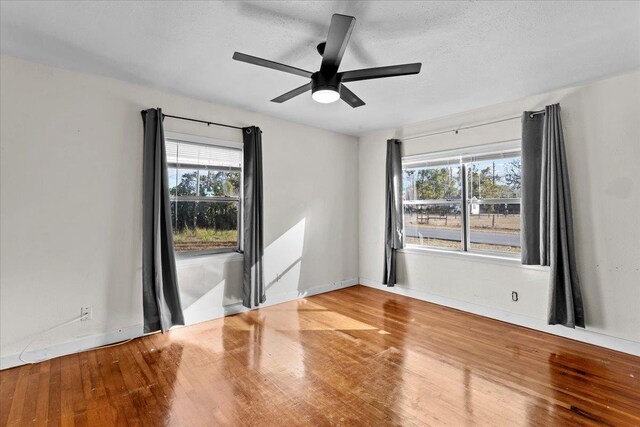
<box><xmin>359</xmin><ymin>278</ymin><xmax>640</xmax><ymax>356</ymax></box>
<box><xmin>264</xmin><ymin>278</ymin><xmax>359</xmax><ymax>307</ymax></box>
<box><xmin>1</xmin><ymin>278</ymin><xmax>359</xmax><ymax>371</ymax></box>
<box><xmin>1</xmin><ymin>324</ymin><xmax>143</xmax><ymax>370</ymax></box>
<box><xmin>184</xmin><ymin>278</ymin><xmax>359</xmax><ymax>326</ymax></box>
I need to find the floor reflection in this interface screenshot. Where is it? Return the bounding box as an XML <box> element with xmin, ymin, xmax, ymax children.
<box><xmin>523</xmin><ymin>352</ymin><xmax>621</xmax><ymax>426</ymax></box>
<box><xmin>18</xmin><ymin>286</ymin><xmax>634</xmax><ymax>426</ymax></box>
<box><xmin>382</xmin><ymin>298</ymin><xmax>409</xmax><ymax>425</ymax></box>
<box><xmin>125</xmin><ymin>339</ymin><xmax>184</xmax><ymax>426</ymax></box>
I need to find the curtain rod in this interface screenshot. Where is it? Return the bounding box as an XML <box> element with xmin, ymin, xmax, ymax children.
<box><xmin>402</xmin><ymin>109</ymin><xmax>545</xmax><ymax>142</ymax></box>
<box><xmin>162</xmin><ymin>113</ymin><xmax>244</xmax><ymax>130</ymax></box>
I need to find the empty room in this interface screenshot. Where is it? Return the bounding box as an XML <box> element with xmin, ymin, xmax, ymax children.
<box><xmin>1</xmin><ymin>1</ymin><xmax>639</xmax><ymax>426</ymax></box>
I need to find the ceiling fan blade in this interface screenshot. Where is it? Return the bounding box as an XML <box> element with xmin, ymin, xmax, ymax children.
<box><xmin>233</xmin><ymin>52</ymin><xmax>313</xmax><ymax>78</ymax></box>
<box><xmin>320</xmin><ymin>14</ymin><xmax>356</xmax><ymax>74</ymax></box>
<box><xmin>340</xmin><ymin>84</ymin><xmax>365</xmax><ymax>108</ymax></box>
<box><xmin>271</xmin><ymin>83</ymin><xmax>312</xmax><ymax>103</ymax></box>
<box><xmin>340</xmin><ymin>63</ymin><xmax>422</xmax><ymax>82</ymax></box>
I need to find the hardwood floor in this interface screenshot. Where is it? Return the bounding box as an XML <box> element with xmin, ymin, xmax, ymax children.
<box><xmin>1</xmin><ymin>285</ymin><xmax>639</xmax><ymax>426</ymax></box>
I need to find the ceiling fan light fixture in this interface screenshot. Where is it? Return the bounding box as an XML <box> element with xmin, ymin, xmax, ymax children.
<box><xmin>312</xmin><ymin>89</ymin><xmax>340</xmax><ymax>103</ymax></box>
<box><xmin>310</xmin><ymin>71</ymin><xmax>341</xmax><ymax>104</ymax></box>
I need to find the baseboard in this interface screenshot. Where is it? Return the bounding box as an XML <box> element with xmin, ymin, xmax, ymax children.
<box><xmin>1</xmin><ymin>324</ymin><xmax>143</xmax><ymax>370</ymax></box>
<box><xmin>184</xmin><ymin>278</ymin><xmax>360</xmax><ymax>325</ymax></box>
<box><xmin>264</xmin><ymin>278</ymin><xmax>359</xmax><ymax>307</ymax></box>
<box><xmin>1</xmin><ymin>278</ymin><xmax>359</xmax><ymax>371</ymax></box>
<box><xmin>359</xmin><ymin>278</ymin><xmax>640</xmax><ymax>356</ymax></box>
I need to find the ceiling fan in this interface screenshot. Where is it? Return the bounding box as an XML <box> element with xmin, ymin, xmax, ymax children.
<box><xmin>232</xmin><ymin>13</ymin><xmax>422</xmax><ymax>108</ymax></box>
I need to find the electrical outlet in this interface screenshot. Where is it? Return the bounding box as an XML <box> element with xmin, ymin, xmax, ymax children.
<box><xmin>511</xmin><ymin>291</ymin><xmax>519</xmax><ymax>302</ymax></box>
<box><xmin>81</xmin><ymin>306</ymin><xmax>92</xmax><ymax>321</ymax></box>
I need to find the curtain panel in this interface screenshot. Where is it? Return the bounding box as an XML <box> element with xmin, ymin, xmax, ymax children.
<box><xmin>242</xmin><ymin>126</ymin><xmax>265</xmax><ymax>308</ymax></box>
<box><xmin>141</xmin><ymin>108</ymin><xmax>185</xmax><ymax>333</ymax></box>
<box><xmin>521</xmin><ymin>104</ymin><xmax>585</xmax><ymax>328</ymax></box>
<box><xmin>521</xmin><ymin>112</ymin><xmax>544</xmax><ymax>265</ymax></box>
<box><xmin>383</xmin><ymin>138</ymin><xmax>404</xmax><ymax>286</ymax></box>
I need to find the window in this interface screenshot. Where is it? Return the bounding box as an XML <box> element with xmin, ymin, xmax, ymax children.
<box><xmin>402</xmin><ymin>141</ymin><xmax>521</xmax><ymax>256</ymax></box>
<box><xmin>165</xmin><ymin>133</ymin><xmax>242</xmax><ymax>255</ymax></box>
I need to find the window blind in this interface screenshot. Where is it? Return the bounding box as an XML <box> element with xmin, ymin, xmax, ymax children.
<box><xmin>166</xmin><ymin>139</ymin><xmax>242</xmax><ymax>169</ymax></box>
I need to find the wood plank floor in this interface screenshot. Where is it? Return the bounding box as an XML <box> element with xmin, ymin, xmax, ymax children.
<box><xmin>1</xmin><ymin>285</ymin><xmax>639</xmax><ymax>426</ymax></box>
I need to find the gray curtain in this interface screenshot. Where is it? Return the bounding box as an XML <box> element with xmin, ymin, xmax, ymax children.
<box><xmin>521</xmin><ymin>111</ymin><xmax>544</xmax><ymax>265</ymax></box>
<box><xmin>141</xmin><ymin>108</ymin><xmax>184</xmax><ymax>333</ymax></box>
<box><xmin>521</xmin><ymin>104</ymin><xmax>584</xmax><ymax>328</ymax></box>
<box><xmin>242</xmin><ymin>126</ymin><xmax>265</xmax><ymax>308</ymax></box>
<box><xmin>383</xmin><ymin>138</ymin><xmax>404</xmax><ymax>286</ymax></box>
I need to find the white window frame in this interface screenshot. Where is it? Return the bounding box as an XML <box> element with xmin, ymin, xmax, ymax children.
<box><xmin>402</xmin><ymin>139</ymin><xmax>522</xmax><ymax>259</ymax></box>
<box><xmin>164</xmin><ymin>131</ymin><xmax>243</xmax><ymax>257</ymax></box>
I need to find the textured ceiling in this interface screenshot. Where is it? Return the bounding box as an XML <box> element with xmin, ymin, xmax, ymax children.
<box><xmin>1</xmin><ymin>1</ymin><xmax>639</xmax><ymax>135</ymax></box>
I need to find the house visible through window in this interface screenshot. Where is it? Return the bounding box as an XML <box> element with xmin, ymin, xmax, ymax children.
<box><xmin>402</xmin><ymin>141</ymin><xmax>521</xmax><ymax>255</ymax></box>
<box><xmin>165</xmin><ymin>134</ymin><xmax>242</xmax><ymax>255</ymax></box>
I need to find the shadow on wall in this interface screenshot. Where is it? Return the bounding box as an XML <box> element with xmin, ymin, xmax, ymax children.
<box><xmin>264</xmin><ymin>218</ymin><xmax>306</xmax><ymax>297</ymax></box>
<box><xmin>179</xmin><ymin>256</ymin><xmax>243</xmax><ymax>325</ymax></box>
<box><xmin>555</xmin><ymin>88</ymin><xmax>603</xmax><ymax>330</ymax></box>
<box><xmin>177</xmin><ymin>218</ymin><xmax>307</xmax><ymax>325</ymax></box>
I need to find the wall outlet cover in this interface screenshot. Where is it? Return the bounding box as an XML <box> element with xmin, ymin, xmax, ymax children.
<box><xmin>81</xmin><ymin>306</ymin><xmax>92</xmax><ymax>321</ymax></box>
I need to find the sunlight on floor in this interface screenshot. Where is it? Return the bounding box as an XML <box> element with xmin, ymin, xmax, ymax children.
<box><xmin>228</xmin><ymin>299</ymin><xmax>379</xmax><ymax>332</ymax></box>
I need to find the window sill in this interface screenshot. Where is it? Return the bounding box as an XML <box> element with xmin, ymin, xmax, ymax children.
<box><xmin>175</xmin><ymin>250</ymin><xmax>243</xmax><ymax>266</ymax></box>
<box><xmin>398</xmin><ymin>246</ymin><xmax>550</xmax><ymax>271</ymax></box>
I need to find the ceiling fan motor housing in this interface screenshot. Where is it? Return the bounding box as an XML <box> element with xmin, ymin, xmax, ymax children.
<box><xmin>311</xmin><ymin>71</ymin><xmax>341</xmax><ymax>96</ymax></box>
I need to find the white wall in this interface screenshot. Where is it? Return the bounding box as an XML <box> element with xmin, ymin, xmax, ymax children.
<box><xmin>0</xmin><ymin>55</ymin><xmax>359</xmax><ymax>367</ymax></box>
<box><xmin>2</xmin><ymin>54</ymin><xmax>638</xmax><ymax>368</ymax></box>
<box><xmin>359</xmin><ymin>71</ymin><xmax>640</xmax><ymax>347</ymax></box>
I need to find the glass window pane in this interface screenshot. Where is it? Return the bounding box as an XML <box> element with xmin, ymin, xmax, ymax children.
<box><xmin>169</xmin><ymin>168</ymin><xmax>198</xmax><ymax>196</ymax></box>
<box><xmin>466</xmin><ymin>156</ymin><xmax>521</xmax><ymax>199</ymax></box>
<box><xmin>168</xmin><ymin>167</ymin><xmax>177</xmax><ymax>193</ymax></box>
<box><xmin>165</xmin><ymin>137</ymin><xmax>242</xmax><ymax>254</ymax></box>
<box><xmin>468</xmin><ymin>203</ymin><xmax>520</xmax><ymax>254</ymax></box>
<box><xmin>404</xmin><ymin>203</ymin><xmax>462</xmax><ymax>250</ymax></box>
<box><xmin>198</xmin><ymin>170</ymin><xmax>240</xmax><ymax>197</ymax></box>
<box><xmin>403</xmin><ymin>164</ymin><xmax>462</xmax><ymax>201</ymax></box>
<box><xmin>170</xmin><ymin>201</ymin><xmax>238</xmax><ymax>252</ymax></box>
